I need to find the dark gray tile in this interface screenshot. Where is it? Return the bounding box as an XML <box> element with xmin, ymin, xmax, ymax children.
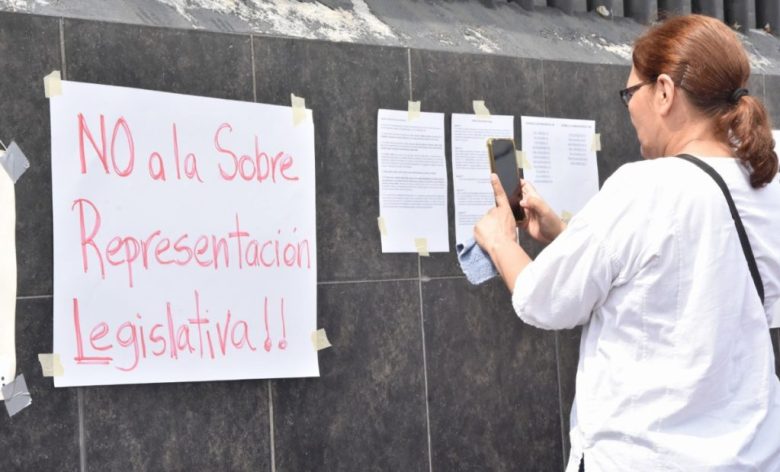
<box><xmin>0</xmin><ymin>297</ymin><xmax>80</xmax><ymax>471</ymax></box>
<box><xmin>273</xmin><ymin>280</ymin><xmax>428</xmax><ymax>472</ymax></box>
<box><xmin>253</xmin><ymin>37</ymin><xmax>415</xmax><ymax>282</ymax></box>
<box><xmin>542</xmin><ymin>61</ymin><xmax>639</xmax><ymax>188</ymax></box>
<box><xmin>556</xmin><ymin>327</ymin><xmax>581</xmax><ymax>467</ymax></box>
<box><xmin>64</xmin><ymin>19</ymin><xmax>253</xmax><ymax>101</ymax></box>
<box><xmin>410</xmin><ymin>50</ymin><xmax>547</xmax><ymax>276</ymax></box>
<box><xmin>0</xmin><ymin>12</ymin><xmax>62</xmax><ymax>296</ymax></box>
<box><xmin>423</xmin><ymin>277</ymin><xmax>562</xmax><ymax>471</ymax></box>
<box><xmin>84</xmin><ymin>379</ymin><xmax>270</xmax><ymax>471</ymax></box>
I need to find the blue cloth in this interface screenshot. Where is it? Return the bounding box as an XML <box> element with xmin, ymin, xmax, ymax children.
<box><xmin>456</xmin><ymin>237</ymin><xmax>498</xmax><ymax>285</ymax></box>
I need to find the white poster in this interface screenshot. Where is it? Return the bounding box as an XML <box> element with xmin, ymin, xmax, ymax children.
<box><xmin>452</xmin><ymin>113</ymin><xmax>514</xmax><ymax>244</ymax></box>
<box><xmin>377</xmin><ymin>109</ymin><xmax>448</xmax><ymax>253</ymax></box>
<box><xmin>50</xmin><ymin>81</ymin><xmax>318</xmax><ymax>387</ymax></box>
<box><xmin>521</xmin><ymin>116</ymin><xmax>599</xmax><ymax>219</ymax></box>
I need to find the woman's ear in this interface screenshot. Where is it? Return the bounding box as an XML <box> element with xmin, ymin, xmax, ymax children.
<box><xmin>656</xmin><ymin>73</ymin><xmax>676</xmax><ymax>116</ymax></box>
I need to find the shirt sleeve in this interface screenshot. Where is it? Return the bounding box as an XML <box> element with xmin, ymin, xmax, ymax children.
<box><xmin>512</xmin><ymin>215</ymin><xmax>621</xmax><ymax>330</ymax></box>
<box><xmin>512</xmin><ymin>163</ymin><xmax>652</xmax><ymax>330</ymax></box>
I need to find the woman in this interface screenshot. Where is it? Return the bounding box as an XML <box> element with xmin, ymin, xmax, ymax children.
<box><xmin>475</xmin><ymin>15</ymin><xmax>780</xmax><ymax>471</ymax></box>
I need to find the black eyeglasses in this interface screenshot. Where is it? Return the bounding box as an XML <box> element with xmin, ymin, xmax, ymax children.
<box><xmin>619</xmin><ymin>80</ymin><xmax>653</xmax><ymax>107</ymax></box>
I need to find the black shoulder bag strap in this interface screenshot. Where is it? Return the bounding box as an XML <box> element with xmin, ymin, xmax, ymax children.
<box><xmin>676</xmin><ymin>154</ymin><xmax>764</xmax><ymax>304</ymax></box>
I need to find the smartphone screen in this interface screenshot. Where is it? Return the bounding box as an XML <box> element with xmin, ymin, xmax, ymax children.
<box><xmin>488</xmin><ymin>138</ymin><xmax>524</xmax><ymax>221</ymax></box>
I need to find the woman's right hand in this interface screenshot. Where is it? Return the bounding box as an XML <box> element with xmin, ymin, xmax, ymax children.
<box><xmin>519</xmin><ymin>179</ymin><xmax>566</xmax><ymax>244</ymax></box>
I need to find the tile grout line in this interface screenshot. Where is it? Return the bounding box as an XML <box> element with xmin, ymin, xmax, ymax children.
<box><xmin>13</xmin><ymin>277</ymin><xmax>466</xmax><ymax>294</ymax></box>
<box><xmin>61</xmin><ymin>18</ymin><xmax>83</xmax><ymax>472</ymax></box>
<box><xmin>317</xmin><ymin>277</ymin><xmax>419</xmax><ymax>285</ymax></box>
<box><xmin>59</xmin><ymin>17</ymin><xmax>67</xmax><ymax>80</ymax></box>
<box><xmin>78</xmin><ymin>388</ymin><xmax>86</xmax><ymax>472</ymax></box>
<box><xmin>540</xmin><ymin>59</ymin><xmax>547</xmax><ymax>117</ymax></box>
<box><xmin>407</xmin><ymin>48</ymin><xmax>413</xmax><ymax>101</ymax></box>
<box><xmin>410</xmin><ymin>42</ymin><xmax>462</xmax><ymax>460</ymax></box>
<box><xmin>417</xmin><ymin>257</ymin><xmax>434</xmax><ymax>472</ymax></box>
<box><xmin>250</xmin><ymin>34</ymin><xmax>257</xmax><ymax>103</ymax></box>
<box><xmin>17</xmin><ymin>294</ymin><xmax>53</xmax><ymax>300</ymax></box>
<box><xmin>268</xmin><ymin>381</ymin><xmax>276</xmax><ymax>472</ymax></box>
<box><xmin>317</xmin><ymin>275</ymin><xmax>466</xmax><ymax>286</ymax></box>
<box><xmin>554</xmin><ymin>332</ymin><xmax>567</xmax><ymax>472</ymax></box>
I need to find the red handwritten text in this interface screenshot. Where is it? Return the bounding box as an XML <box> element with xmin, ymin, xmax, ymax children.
<box><xmin>72</xmin><ymin>291</ymin><xmax>290</xmax><ymax>371</ymax></box>
<box><xmin>72</xmin><ymin>199</ymin><xmax>311</xmax><ymax>288</ymax></box>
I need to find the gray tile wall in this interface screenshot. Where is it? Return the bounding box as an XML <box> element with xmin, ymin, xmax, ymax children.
<box><xmin>0</xmin><ymin>10</ymin><xmax>778</xmax><ymax>472</ymax></box>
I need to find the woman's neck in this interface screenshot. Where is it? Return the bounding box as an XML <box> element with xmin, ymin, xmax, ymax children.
<box><xmin>669</xmin><ymin>138</ymin><xmax>735</xmax><ymax>158</ymax></box>
<box><xmin>661</xmin><ymin>118</ymin><xmax>734</xmax><ymax>158</ymax></box>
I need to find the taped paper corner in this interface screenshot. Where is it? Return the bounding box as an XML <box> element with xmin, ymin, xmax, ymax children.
<box><xmin>414</xmin><ymin>237</ymin><xmax>430</xmax><ymax>257</ymax></box>
<box><xmin>516</xmin><ymin>150</ymin><xmax>532</xmax><ymax>170</ymax></box>
<box><xmin>473</xmin><ymin>100</ymin><xmax>490</xmax><ymax>116</ymax></box>
<box><xmin>377</xmin><ymin>216</ymin><xmax>388</xmax><ymax>236</ymax></box>
<box><xmin>0</xmin><ymin>141</ymin><xmax>31</xmax><ymax>183</ymax></box>
<box><xmin>311</xmin><ymin>329</ymin><xmax>332</xmax><ymax>351</ymax></box>
<box><xmin>591</xmin><ymin>133</ymin><xmax>602</xmax><ymax>152</ymax></box>
<box><xmin>38</xmin><ymin>353</ymin><xmax>64</xmax><ymax>377</ymax></box>
<box><xmin>2</xmin><ymin>373</ymin><xmax>31</xmax><ymax>418</ymax></box>
<box><xmin>43</xmin><ymin>70</ymin><xmax>62</xmax><ymax>98</ymax></box>
<box><xmin>291</xmin><ymin>93</ymin><xmax>307</xmax><ymax>126</ymax></box>
<box><xmin>407</xmin><ymin>101</ymin><xmax>421</xmax><ymax>121</ymax></box>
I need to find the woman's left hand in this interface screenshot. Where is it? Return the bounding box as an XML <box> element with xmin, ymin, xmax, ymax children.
<box><xmin>474</xmin><ymin>174</ymin><xmax>518</xmax><ymax>255</ymax></box>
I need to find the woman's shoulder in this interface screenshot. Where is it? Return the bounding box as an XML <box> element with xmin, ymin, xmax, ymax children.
<box><xmin>594</xmin><ymin>157</ymin><xmax>725</xmax><ymax>220</ymax></box>
<box><xmin>605</xmin><ymin>157</ymin><xmax>742</xmax><ymax>194</ymax></box>
<box><xmin>608</xmin><ymin>157</ymin><xmax>704</xmax><ymax>179</ymax></box>
<box><xmin>601</xmin><ymin>158</ymin><xmax>690</xmax><ymax>195</ymax></box>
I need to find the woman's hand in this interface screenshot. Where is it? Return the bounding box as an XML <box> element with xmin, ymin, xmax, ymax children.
<box><xmin>474</xmin><ymin>174</ymin><xmax>532</xmax><ymax>292</ymax></box>
<box><xmin>519</xmin><ymin>179</ymin><xmax>566</xmax><ymax>244</ymax></box>
<box><xmin>474</xmin><ymin>174</ymin><xmax>518</xmax><ymax>255</ymax></box>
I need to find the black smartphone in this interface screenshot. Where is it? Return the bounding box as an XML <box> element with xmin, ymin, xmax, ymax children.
<box><xmin>487</xmin><ymin>138</ymin><xmax>525</xmax><ymax>221</ymax></box>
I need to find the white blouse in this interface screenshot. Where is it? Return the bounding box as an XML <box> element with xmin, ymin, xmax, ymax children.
<box><xmin>513</xmin><ymin>157</ymin><xmax>780</xmax><ymax>471</ymax></box>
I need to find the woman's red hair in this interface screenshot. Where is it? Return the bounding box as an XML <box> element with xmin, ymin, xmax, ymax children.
<box><xmin>633</xmin><ymin>15</ymin><xmax>778</xmax><ymax>187</ymax></box>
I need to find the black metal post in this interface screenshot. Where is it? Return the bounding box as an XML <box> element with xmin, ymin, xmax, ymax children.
<box><xmin>548</xmin><ymin>0</ymin><xmax>575</xmax><ymax>14</ymax></box>
<box><xmin>757</xmin><ymin>0</ymin><xmax>780</xmax><ymax>34</ymax></box>
<box><xmin>691</xmin><ymin>0</ymin><xmax>725</xmax><ymax>20</ymax></box>
<box><xmin>514</xmin><ymin>0</ymin><xmax>535</xmax><ymax>10</ymax></box>
<box><xmin>624</xmin><ymin>0</ymin><xmax>658</xmax><ymax>24</ymax></box>
<box><xmin>587</xmin><ymin>0</ymin><xmax>614</xmax><ymax>13</ymax></box>
<box><xmin>725</xmin><ymin>0</ymin><xmax>750</xmax><ymax>32</ymax></box>
<box><xmin>657</xmin><ymin>0</ymin><xmax>692</xmax><ymax>17</ymax></box>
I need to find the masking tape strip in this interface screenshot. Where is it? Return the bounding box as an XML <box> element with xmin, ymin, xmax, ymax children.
<box><xmin>38</xmin><ymin>353</ymin><xmax>64</xmax><ymax>378</ymax></box>
<box><xmin>0</xmin><ymin>142</ymin><xmax>30</xmax><ymax>183</ymax></box>
<box><xmin>408</xmin><ymin>101</ymin><xmax>421</xmax><ymax>121</ymax></box>
<box><xmin>311</xmin><ymin>329</ymin><xmax>332</xmax><ymax>351</ymax></box>
<box><xmin>291</xmin><ymin>93</ymin><xmax>307</xmax><ymax>126</ymax></box>
<box><xmin>591</xmin><ymin>133</ymin><xmax>602</xmax><ymax>152</ymax></box>
<box><xmin>2</xmin><ymin>373</ymin><xmax>31</xmax><ymax>417</ymax></box>
<box><xmin>0</xmin><ymin>165</ymin><xmax>16</xmax><ymax>401</ymax></box>
<box><xmin>414</xmin><ymin>237</ymin><xmax>430</xmax><ymax>257</ymax></box>
<box><xmin>377</xmin><ymin>216</ymin><xmax>388</xmax><ymax>236</ymax></box>
<box><xmin>43</xmin><ymin>70</ymin><xmax>62</xmax><ymax>98</ymax></box>
<box><xmin>561</xmin><ymin>210</ymin><xmax>573</xmax><ymax>224</ymax></box>
<box><xmin>516</xmin><ymin>150</ymin><xmax>532</xmax><ymax>171</ymax></box>
<box><xmin>473</xmin><ymin>100</ymin><xmax>490</xmax><ymax>116</ymax></box>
